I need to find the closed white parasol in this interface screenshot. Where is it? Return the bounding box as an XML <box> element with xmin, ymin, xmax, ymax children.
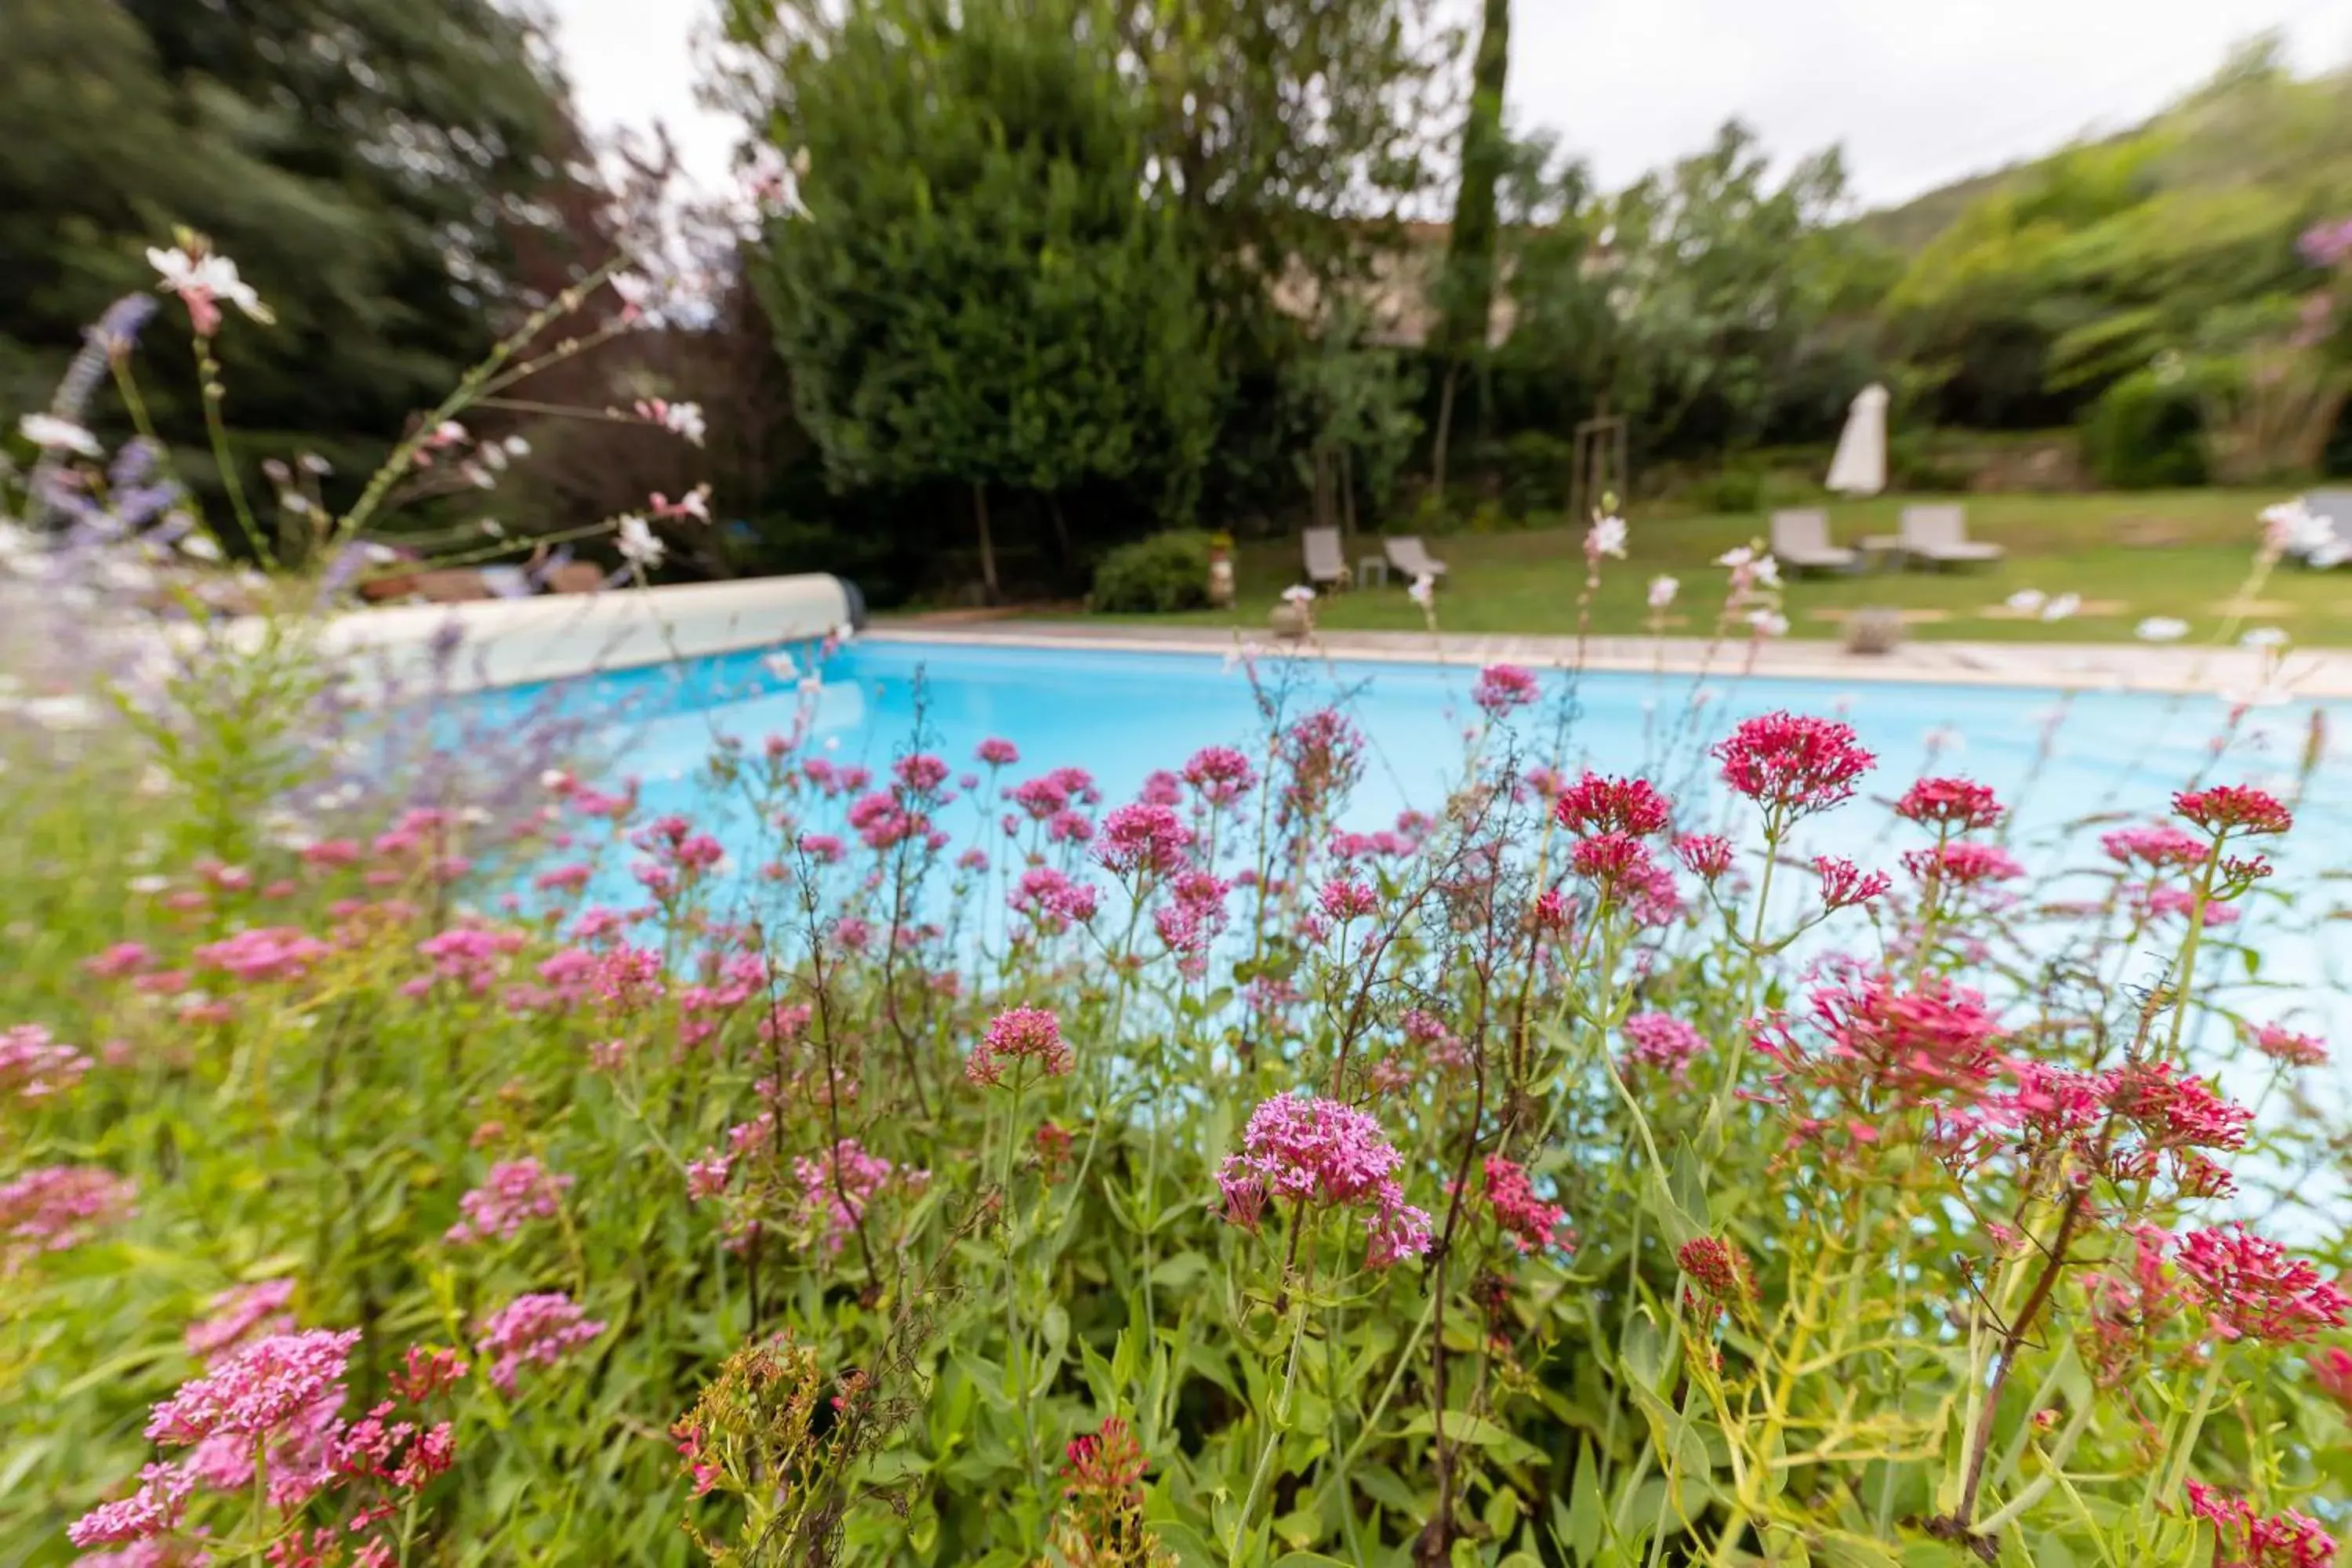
<box><xmin>1825</xmin><ymin>383</ymin><xmax>1889</xmax><ymax>497</ymax></box>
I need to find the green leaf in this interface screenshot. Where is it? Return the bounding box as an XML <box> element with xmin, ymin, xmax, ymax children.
<box><xmin>1399</xmin><ymin>1410</ymin><xmax>1547</xmax><ymax>1468</ymax></box>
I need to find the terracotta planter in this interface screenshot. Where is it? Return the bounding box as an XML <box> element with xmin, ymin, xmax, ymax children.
<box><xmin>1268</xmin><ymin>601</ymin><xmax>1311</xmax><ymax>640</ymax></box>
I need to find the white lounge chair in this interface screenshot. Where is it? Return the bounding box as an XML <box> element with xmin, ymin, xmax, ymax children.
<box><xmin>2288</xmin><ymin>490</ymin><xmax>2352</xmax><ymax>568</ymax></box>
<box><xmin>1768</xmin><ymin>509</ymin><xmax>1857</xmax><ymax>573</ymax></box>
<box><xmin>1301</xmin><ymin>526</ymin><xmax>1348</xmax><ymax>589</ymax></box>
<box><xmin>1384</xmin><ymin>535</ymin><xmax>1448</xmax><ymax>582</ymax></box>
<box><xmin>1864</xmin><ymin>505</ymin><xmax>2004</xmax><ymax>568</ymax></box>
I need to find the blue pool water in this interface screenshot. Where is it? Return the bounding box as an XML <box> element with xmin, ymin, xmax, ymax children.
<box><xmin>479</xmin><ymin>635</ymin><xmax>2352</xmax><ymax>1047</ymax></box>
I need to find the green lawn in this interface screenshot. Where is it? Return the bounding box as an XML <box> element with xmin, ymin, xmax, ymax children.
<box><xmin>1102</xmin><ymin>490</ymin><xmax>2352</xmax><ymax>645</ymax></box>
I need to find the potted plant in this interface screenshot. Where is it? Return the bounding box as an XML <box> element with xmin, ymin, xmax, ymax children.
<box><xmin>1206</xmin><ymin>531</ymin><xmax>1236</xmax><ymax>608</ymax></box>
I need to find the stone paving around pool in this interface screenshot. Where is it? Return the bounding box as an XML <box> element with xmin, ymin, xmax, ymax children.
<box><xmin>873</xmin><ymin>615</ymin><xmax>2352</xmax><ymax>700</ymax></box>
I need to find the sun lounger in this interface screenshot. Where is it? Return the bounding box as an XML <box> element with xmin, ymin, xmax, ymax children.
<box><xmin>1302</xmin><ymin>526</ymin><xmax>1348</xmax><ymax>589</ymax></box>
<box><xmin>1383</xmin><ymin>535</ymin><xmax>1448</xmax><ymax>581</ymax></box>
<box><xmin>1768</xmin><ymin>509</ymin><xmax>1857</xmax><ymax>573</ymax></box>
<box><xmin>1862</xmin><ymin>505</ymin><xmax>2004</xmax><ymax>568</ymax></box>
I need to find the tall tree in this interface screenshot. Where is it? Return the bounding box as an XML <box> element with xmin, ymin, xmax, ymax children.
<box><xmin>735</xmin><ymin>0</ymin><xmax>1217</xmax><ymax>599</ymax></box>
<box><xmin>1428</xmin><ymin>0</ymin><xmax>1509</xmax><ymax>502</ymax></box>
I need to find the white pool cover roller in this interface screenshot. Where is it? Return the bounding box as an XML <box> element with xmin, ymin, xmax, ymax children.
<box><xmin>318</xmin><ymin>574</ymin><xmax>864</xmax><ymax>694</ymax></box>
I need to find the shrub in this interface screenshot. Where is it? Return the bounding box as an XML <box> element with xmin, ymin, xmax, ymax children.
<box><xmin>2082</xmin><ymin>363</ymin><xmax>2212</xmax><ymax>488</ymax></box>
<box><xmin>1089</xmin><ymin>528</ymin><xmax>1212</xmax><ymax>612</ymax></box>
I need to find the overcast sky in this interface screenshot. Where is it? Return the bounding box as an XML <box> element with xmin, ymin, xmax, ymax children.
<box><xmin>550</xmin><ymin>0</ymin><xmax>2347</xmax><ymax>209</ymax></box>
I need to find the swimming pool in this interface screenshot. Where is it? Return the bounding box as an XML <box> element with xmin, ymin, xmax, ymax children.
<box><xmin>481</xmin><ymin>633</ymin><xmax>2352</xmax><ymax>1051</ymax></box>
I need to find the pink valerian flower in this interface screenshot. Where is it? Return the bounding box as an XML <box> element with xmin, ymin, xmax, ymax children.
<box><xmin>2</xmin><ymin>1164</ymin><xmax>136</xmax><ymax>1266</ymax></box>
<box><xmin>147</xmin><ymin>1329</ymin><xmax>360</xmax><ymax>1446</ymax></box>
<box><xmin>1554</xmin><ymin>773</ymin><xmax>1673</xmax><ymax>838</ymax></box>
<box><xmin>1472</xmin><ymin>662</ymin><xmax>1541</xmax><ymax>717</ymax></box>
<box><xmin>1531</xmin><ymin>887</ymin><xmax>1573</xmax><ymax>934</ymax></box>
<box><xmin>1675</xmin><ymin>833</ymin><xmax>1734</xmax><ymax>881</ymax></box>
<box><xmin>390</xmin><ymin>1345</ymin><xmax>469</xmax><ymax>1404</ymax></box>
<box><xmin>1678</xmin><ymin>1236</ymin><xmax>1754</xmax><ymax>1308</ymax></box>
<box><xmin>976</xmin><ymin>737</ymin><xmax>1020</xmax><ymax>767</ymax></box>
<box><xmin>1402</xmin><ymin>1008</ymin><xmax>1470</xmax><ymax>1071</ymax></box>
<box><xmin>1046</xmin><ymin>809</ymin><xmax>1094</xmax><ymax>845</ymax></box>
<box><xmin>192</xmin><ymin>926</ymin><xmax>331</xmax><ymax>983</ymax></box>
<box><xmin>1893</xmin><ymin>776</ymin><xmax>2004</xmax><ymax>831</ymax></box>
<box><xmin>1814</xmin><ymin>856</ymin><xmax>1890</xmax><ymax>911</ymax></box>
<box><xmin>476</xmin><ymin>1294</ymin><xmax>605</xmax><ymax>1392</ymax></box>
<box><xmin>847</xmin><ymin>791</ymin><xmax>924</xmax><ymax>851</ymax></box>
<box><xmin>1094</xmin><ymin>803</ymin><xmax>1192</xmax><ymax>879</ymax></box>
<box><xmin>1138</xmin><ymin>770</ymin><xmax>1184</xmax><ymax>808</ymax></box>
<box><xmin>445</xmin><ymin>1159</ymin><xmax>574</xmax><ymax>1245</ymax></box>
<box><xmin>1277</xmin><ymin>709</ymin><xmax>1367</xmax><ymax>827</ymax></box>
<box><xmin>2186</xmin><ymin>1480</ymin><xmax>2339</xmax><ymax>1568</ymax></box>
<box><xmin>186</xmin><ymin>1279</ymin><xmax>297</xmax><ymax>1362</ymax></box>
<box><xmin>1714</xmin><ymin>712</ymin><xmax>1875</xmax><ymax>820</ymax></box>
<box><xmin>2103</xmin><ymin>1065</ymin><xmax>2252</xmax><ymax>1195</ymax></box>
<box><xmin>416</xmin><ymin>925</ymin><xmax>528</xmax><ymax>993</ymax></box>
<box><xmin>1902</xmin><ymin>841</ymin><xmax>2024</xmax><ymax>887</ymax></box>
<box><xmin>2100</xmin><ymin>822</ymin><xmax>2209</xmax><ymax>871</ymax></box>
<box><xmin>533</xmin><ymin>861</ymin><xmax>593</xmax><ymax>895</ymax></box>
<box><xmin>0</xmin><ymin>1022</ymin><xmax>91</xmax><ymax>1102</ymax></box>
<box><xmin>1214</xmin><ymin>1094</ymin><xmax>1432</xmax><ymax>1269</ymax></box>
<box><xmin>793</xmin><ymin>1139</ymin><xmax>914</xmax><ymax>1251</ymax></box>
<box><xmin>2124</xmin><ymin>881</ymin><xmax>2240</xmax><ymax>927</ymax></box>
<box><xmin>67</xmin><ymin>1464</ymin><xmax>195</xmax><ymax>1549</ymax></box>
<box><xmin>1317</xmin><ymin>877</ymin><xmax>1379</xmax><ymax>922</ymax></box>
<box><xmin>892</xmin><ymin>752</ymin><xmax>951</xmax><ymax>797</ymax></box>
<box><xmin>2252</xmin><ymin>1024</ymin><xmax>2328</xmax><ymax>1068</ymax></box>
<box><xmin>1010</xmin><ymin>866</ymin><xmax>1099</xmax><ymax>933</ymax></box>
<box><xmin>1755</xmin><ymin>972</ymin><xmax>2008</xmax><ymax>1114</ymax></box>
<box><xmin>589</xmin><ymin>943</ymin><xmax>665</xmax><ymax>1013</ymax></box>
<box><xmin>966</xmin><ymin>1006</ymin><xmax>1073</xmax><ymax>1087</ymax></box>
<box><xmin>1622</xmin><ymin>1012</ymin><xmax>1706</xmax><ymax>1081</ymax></box>
<box><xmin>2310</xmin><ymin>1346</ymin><xmax>2352</xmax><ymax>1413</ymax></box>
<box><xmin>2173</xmin><ymin>1225</ymin><xmax>2351</xmax><ymax>1343</ymax></box>
<box><xmin>1570</xmin><ymin>832</ymin><xmax>1661</xmax><ymax>898</ymax></box>
<box><xmin>2174</xmin><ymin>784</ymin><xmax>2293</xmax><ymax>838</ymax></box>
<box><xmin>179</xmin><ymin>1383</ymin><xmax>342</xmax><ymax>1510</ymax></box>
<box><xmin>1481</xmin><ymin>1157</ymin><xmax>1573</xmax><ymax>1254</ymax></box>
<box><xmin>85</xmin><ymin>942</ymin><xmax>153</xmax><ymax>978</ymax></box>
<box><xmin>1181</xmin><ymin>745</ymin><xmax>1257</xmax><ymax>806</ymax></box>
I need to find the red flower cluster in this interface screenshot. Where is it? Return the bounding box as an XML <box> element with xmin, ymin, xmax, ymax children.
<box><xmin>1472</xmin><ymin>662</ymin><xmax>1541</xmax><ymax>717</ymax></box>
<box><xmin>967</xmin><ymin>1006</ymin><xmax>1073</xmax><ymax>1087</ymax></box>
<box><xmin>1677</xmin><ymin>1236</ymin><xmax>1753</xmax><ymax>1307</ymax></box>
<box><xmin>2252</xmin><ymin>1024</ymin><xmax>2328</xmax><ymax>1068</ymax></box>
<box><xmin>1675</xmin><ymin>833</ymin><xmax>1734</xmax><ymax>881</ymax></box>
<box><xmin>1714</xmin><ymin>712</ymin><xmax>1875</xmax><ymax>821</ymax></box>
<box><xmin>2173</xmin><ymin>1225</ymin><xmax>2351</xmax><ymax>1344</ymax></box>
<box><xmin>1554</xmin><ymin>773</ymin><xmax>1671</xmax><ymax>839</ymax></box>
<box><xmin>1814</xmin><ymin>856</ymin><xmax>1889</xmax><ymax>911</ymax></box>
<box><xmin>1756</xmin><ymin>972</ymin><xmax>2008</xmax><ymax>1114</ymax></box>
<box><xmin>2186</xmin><ymin>1481</ymin><xmax>2337</xmax><ymax>1568</ymax></box>
<box><xmin>2173</xmin><ymin>784</ymin><xmax>2294</xmax><ymax>838</ymax></box>
<box><xmin>1894</xmin><ymin>776</ymin><xmax>2004</xmax><ymax>831</ymax></box>
<box><xmin>1480</xmin><ymin>1157</ymin><xmax>1572</xmax><ymax>1255</ymax></box>
<box><xmin>1901</xmin><ymin>841</ymin><xmax>2024</xmax><ymax>887</ymax></box>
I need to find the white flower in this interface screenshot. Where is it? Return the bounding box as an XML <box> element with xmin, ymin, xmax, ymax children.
<box><xmin>127</xmin><ymin>874</ymin><xmax>170</xmax><ymax>896</ymax></box>
<box><xmin>1646</xmin><ymin>575</ymin><xmax>1679</xmax><ymax>609</ymax></box>
<box><xmin>1407</xmin><ymin>573</ymin><xmax>1436</xmax><ymax>608</ymax></box>
<box><xmin>2040</xmin><ymin>593</ymin><xmax>2080</xmax><ymax>622</ymax></box>
<box><xmin>503</xmin><ymin>436</ymin><xmax>531</xmax><ymax>458</ymax></box>
<box><xmin>1746</xmin><ymin>608</ymin><xmax>1788</xmax><ymax>638</ymax></box>
<box><xmin>2241</xmin><ymin>626</ymin><xmax>2290</xmax><ymax>649</ymax></box>
<box><xmin>1586</xmin><ymin>514</ymin><xmax>1628</xmax><ymax>559</ymax></box>
<box><xmin>763</xmin><ymin>651</ymin><xmax>799</xmax><ymax>681</ymax></box>
<box><xmin>2135</xmin><ymin>616</ymin><xmax>2189</xmax><ymax>642</ymax></box>
<box><xmin>656</xmin><ymin>401</ymin><xmax>707</xmax><ymax>446</ymax></box>
<box><xmin>614</xmin><ymin>514</ymin><xmax>666</xmax><ymax>568</ymax></box>
<box><xmin>539</xmin><ymin>769</ymin><xmax>572</xmax><ymax>792</ymax></box>
<box><xmin>2004</xmin><ymin>589</ymin><xmax>2045</xmax><ymax>615</ymax></box>
<box><xmin>145</xmin><ymin>245</ymin><xmax>274</xmax><ymax>325</ymax></box>
<box><xmin>1751</xmin><ymin>555</ymin><xmax>1781</xmax><ymax>590</ymax></box>
<box><xmin>17</xmin><ymin>414</ymin><xmax>101</xmax><ymax>457</ymax></box>
<box><xmin>1715</xmin><ymin>546</ymin><xmax>1755</xmax><ymax>570</ymax></box>
<box><xmin>0</xmin><ymin>522</ymin><xmax>34</xmax><ymax>559</ymax></box>
<box><xmin>361</xmin><ymin>543</ymin><xmax>399</xmax><ymax>565</ymax></box>
<box><xmin>1282</xmin><ymin>585</ymin><xmax>1316</xmax><ymax>604</ymax></box>
<box><xmin>179</xmin><ymin>532</ymin><xmax>223</xmax><ymax>562</ymax></box>
<box><xmin>2312</xmin><ymin>542</ymin><xmax>2351</xmax><ymax>569</ymax></box>
<box><xmin>833</xmin><ymin>621</ymin><xmax>857</xmax><ymax>645</ymax></box>
<box><xmin>299</xmin><ymin>452</ymin><xmax>334</xmax><ymax>476</ymax></box>
<box><xmin>25</xmin><ymin>695</ymin><xmax>101</xmax><ymax>731</ymax></box>
<box><xmin>478</xmin><ymin>517</ymin><xmax>504</xmax><ymax>537</ymax></box>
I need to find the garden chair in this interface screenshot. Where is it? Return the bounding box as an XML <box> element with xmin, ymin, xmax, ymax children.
<box><xmin>1383</xmin><ymin>535</ymin><xmax>1448</xmax><ymax>582</ymax></box>
<box><xmin>1767</xmin><ymin>509</ymin><xmax>1857</xmax><ymax>573</ymax></box>
<box><xmin>1865</xmin><ymin>504</ymin><xmax>2003</xmax><ymax>568</ymax></box>
<box><xmin>2289</xmin><ymin>490</ymin><xmax>2352</xmax><ymax>568</ymax></box>
<box><xmin>1301</xmin><ymin>526</ymin><xmax>1348</xmax><ymax>590</ymax></box>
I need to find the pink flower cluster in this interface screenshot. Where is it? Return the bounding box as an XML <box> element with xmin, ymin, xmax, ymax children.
<box><xmin>1215</xmin><ymin>1094</ymin><xmax>1432</xmax><ymax>1269</ymax></box>
<box><xmin>476</xmin><ymin>1293</ymin><xmax>605</xmax><ymax>1392</ymax></box>
<box><xmin>1181</xmin><ymin>745</ymin><xmax>1256</xmax><ymax>807</ymax></box>
<box><xmin>2</xmin><ymin>1164</ymin><xmax>136</xmax><ymax>1267</ymax></box>
<box><xmin>185</xmin><ymin>1279</ymin><xmax>297</xmax><ymax>1362</ymax></box>
<box><xmin>1011</xmin><ymin>866</ymin><xmax>1098</xmax><ymax>933</ymax></box>
<box><xmin>1094</xmin><ymin>803</ymin><xmax>1192</xmax><ymax>879</ymax></box>
<box><xmin>1714</xmin><ymin>711</ymin><xmax>1875</xmax><ymax>820</ymax></box>
<box><xmin>191</xmin><ymin>926</ymin><xmax>330</xmax><ymax>984</ymax></box>
<box><xmin>1893</xmin><ymin>776</ymin><xmax>2004</xmax><ymax>831</ymax></box>
<box><xmin>1481</xmin><ymin>1157</ymin><xmax>1571</xmax><ymax>1254</ymax></box>
<box><xmin>2172</xmin><ymin>1225</ymin><xmax>2350</xmax><ymax>1344</ymax></box>
<box><xmin>1472</xmin><ymin>662</ymin><xmax>1541</xmax><ymax>717</ymax></box>
<box><xmin>2187</xmin><ymin>1480</ymin><xmax>2337</xmax><ymax>1568</ymax></box>
<box><xmin>1902</xmin><ymin>841</ymin><xmax>2023</xmax><ymax>887</ymax></box>
<box><xmin>793</xmin><ymin>1138</ymin><xmax>909</xmax><ymax>1252</ymax></box>
<box><xmin>2173</xmin><ymin>784</ymin><xmax>2293</xmax><ymax>838</ymax></box>
<box><xmin>445</xmin><ymin>1158</ymin><xmax>574</xmax><ymax>1245</ymax></box>
<box><xmin>966</xmin><ymin>1006</ymin><xmax>1073</xmax><ymax>1087</ymax></box>
<box><xmin>1555</xmin><ymin>773</ymin><xmax>1672</xmax><ymax>838</ymax></box>
<box><xmin>1814</xmin><ymin>856</ymin><xmax>1889</xmax><ymax>911</ymax></box>
<box><xmin>1622</xmin><ymin>1012</ymin><xmax>1706</xmax><ymax>1081</ymax></box>
<box><xmin>2252</xmin><ymin>1024</ymin><xmax>2328</xmax><ymax>1068</ymax></box>
<box><xmin>0</xmin><ymin>1022</ymin><xmax>90</xmax><ymax>1102</ymax></box>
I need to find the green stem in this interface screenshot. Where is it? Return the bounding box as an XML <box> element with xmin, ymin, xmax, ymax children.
<box><xmin>1232</xmin><ymin>1298</ymin><xmax>1312</xmax><ymax>1566</ymax></box>
<box><xmin>196</xmin><ymin>335</ymin><xmax>270</xmax><ymax>564</ymax></box>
